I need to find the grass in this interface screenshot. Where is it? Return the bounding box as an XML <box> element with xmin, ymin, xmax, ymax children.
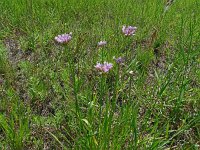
<box><xmin>0</xmin><ymin>0</ymin><xmax>199</xmax><ymax>149</ymax></box>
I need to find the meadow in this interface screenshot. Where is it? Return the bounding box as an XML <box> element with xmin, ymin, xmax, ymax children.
<box><xmin>0</xmin><ymin>0</ymin><xmax>199</xmax><ymax>149</ymax></box>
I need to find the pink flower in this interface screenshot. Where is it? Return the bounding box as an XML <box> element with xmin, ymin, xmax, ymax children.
<box><xmin>122</xmin><ymin>25</ymin><xmax>137</xmax><ymax>36</ymax></box>
<box><xmin>55</xmin><ymin>32</ymin><xmax>72</xmax><ymax>44</ymax></box>
<box><xmin>94</xmin><ymin>63</ymin><xmax>102</xmax><ymax>70</ymax></box>
<box><xmin>95</xmin><ymin>62</ymin><xmax>113</xmax><ymax>73</ymax></box>
<box><xmin>114</xmin><ymin>56</ymin><xmax>125</xmax><ymax>64</ymax></box>
<box><xmin>98</xmin><ymin>41</ymin><xmax>107</xmax><ymax>47</ymax></box>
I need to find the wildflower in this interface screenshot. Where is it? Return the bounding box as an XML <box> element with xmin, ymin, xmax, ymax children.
<box><xmin>122</xmin><ymin>25</ymin><xmax>137</xmax><ymax>36</ymax></box>
<box><xmin>94</xmin><ymin>62</ymin><xmax>102</xmax><ymax>70</ymax></box>
<box><xmin>98</xmin><ymin>41</ymin><xmax>107</xmax><ymax>47</ymax></box>
<box><xmin>114</xmin><ymin>56</ymin><xmax>125</xmax><ymax>64</ymax></box>
<box><xmin>95</xmin><ymin>62</ymin><xmax>113</xmax><ymax>73</ymax></box>
<box><xmin>55</xmin><ymin>32</ymin><xmax>72</xmax><ymax>44</ymax></box>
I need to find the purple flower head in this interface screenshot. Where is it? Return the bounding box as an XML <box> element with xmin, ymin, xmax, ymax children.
<box><xmin>98</xmin><ymin>41</ymin><xmax>107</xmax><ymax>47</ymax></box>
<box><xmin>122</xmin><ymin>25</ymin><xmax>137</xmax><ymax>36</ymax></box>
<box><xmin>114</xmin><ymin>56</ymin><xmax>125</xmax><ymax>64</ymax></box>
<box><xmin>95</xmin><ymin>62</ymin><xmax>113</xmax><ymax>73</ymax></box>
<box><xmin>94</xmin><ymin>63</ymin><xmax>102</xmax><ymax>70</ymax></box>
<box><xmin>55</xmin><ymin>32</ymin><xmax>72</xmax><ymax>44</ymax></box>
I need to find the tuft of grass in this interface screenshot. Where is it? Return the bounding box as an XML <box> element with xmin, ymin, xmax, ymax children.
<box><xmin>0</xmin><ymin>88</ymin><xmax>30</xmax><ymax>149</ymax></box>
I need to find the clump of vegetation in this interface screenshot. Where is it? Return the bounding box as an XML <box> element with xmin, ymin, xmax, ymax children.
<box><xmin>0</xmin><ymin>0</ymin><xmax>199</xmax><ymax>149</ymax></box>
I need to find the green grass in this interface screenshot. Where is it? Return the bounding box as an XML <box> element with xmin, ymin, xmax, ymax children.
<box><xmin>0</xmin><ymin>0</ymin><xmax>199</xmax><ymax>149</ymax></box>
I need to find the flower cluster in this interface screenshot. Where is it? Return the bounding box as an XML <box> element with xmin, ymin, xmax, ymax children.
<box><xmin>122</xmin><ymin>25</ymin><xmax>137</xmax><ymax>36</ymax></box>
<box><xmin>95</xmin><ymin>62</ymin><xmax>113</xmax><ymax>73</ymax></box>
<box><xmin>55</xmin><ymin>32</ymin><xmax>72</xmax><ymax>44</ymax></box>
<box><xmin>55</xmin><ymin>24</ymin><xmax>136</xmax><ymax>73</ymax></box>
<box><xmin>114</xmin><ymin>56</ymin><xmax>125</xmax><ymax>64</ymax></box>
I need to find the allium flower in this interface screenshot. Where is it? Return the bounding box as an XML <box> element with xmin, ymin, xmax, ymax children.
<box><xmin>122</xmin><ymin>25</ymin><xmax>137</xmax><ymax>36</ymax></box>
<box><xmin>98</xmin><ymin>41</ymin><xmax>107</xmax><ymax>47</ymax></box>
<box><xmin>55</xmin><ymin>32</ymin><xmax>72</xmax><ymax>44</ymax></box>
<box><xmin>94</xmin><ymin>63</ymin><xmax>102</xmax><ymax>70</ymax></box>
<box><xmin>95</xmin><ymin>62</ymin><xmax>113</xmax><ymax>73</ymax></box>
<box><xmin>114</xmin><ymin>56</ymin><xmax>125</xmax><ymax>64</ymax></box>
